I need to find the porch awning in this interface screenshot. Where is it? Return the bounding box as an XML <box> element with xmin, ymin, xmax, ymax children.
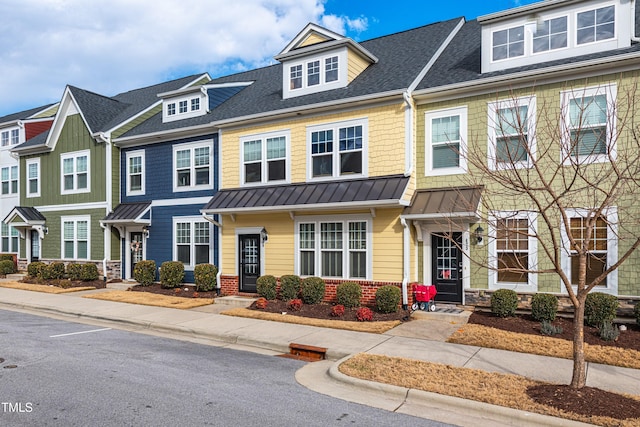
<box><xmin>402</xmin><ymin>186</ymin><xmax>482</xmax><ymax>221</ymax></box>
<box><xmin>3</xmin><ymin>206</ymin><xmax>46</xmax><ymax>227</ymax></box>
<box><xmin>102</xmin><ymin>202</ymin><xmax>151</xmax><ymax>224</ymax></box>
<box><xmin>201</xmin><ymin>175</ymin><xmax>410</xmax><ymax>214</ymax></box>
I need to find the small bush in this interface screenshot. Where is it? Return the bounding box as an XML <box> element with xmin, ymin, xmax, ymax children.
<box><xmin>255</xmin><ymin>297</ymin><xmax>268</xmax><ymax>309</ymax></box>
<box><xmin>160</xmin><ymin>261</ymin><xmax>184</xmax><ymax>288</ymax></box>
<box><xmin>635</xmin><ymin>303</ymin><xmax>640</xmax><ymax>326</ymax></box>
<box><xmin>0</xmin><ymin>260</ymin><xmax>15</xmax><ymax>275</ymax></box>
<box><xmin>288</xmin><ymin>299</ymin><xmax>302</xmax><ymax>311</ymax></box>
<box><xmin>133</xmin><ymin>260</ymin><xmax>156</xmax><ymax>286</ymax></box>
<box><xmin>66</xmin><ymin>263</ymin><xmax>83</xmax><ymax>281</ymax></box>
<box><xmin>584</xmin><ymin>292</ymin><xmax>619</xmax><ymax>327</ymax></box>
<box><xmin>42</xmin><ymin>262</ymin><xmax>65</xmax><ymax>280</ymax></box>
<box><xmin>301</xmin><ymin>277</ymin><xmax>325</xmax><ymax>305</ymax></box>
<box><xmin>279</xmin><ymin>275</ymin><xmax>301</xmax><ymax>301</ymax></box>
<box><xmin>375</xmin><ymin>285</ymin><xmax>401</xmax><ymax>313</ymax></box>
<box><xmin>27</xmin><ymin>261</ymin><xmax>46</xmax><ymax>278</ymax></box>
<box><xmin>256</xmin><ymin>275</ymin><xmax>277</xmax><ymax>300</ymax></box>
<box><xmin>336</xmin><ymin>282</ymin><xmax>362</xmax><ymax>308</ymax></box>
<box><xmin>0</xmin><ymin>254</ymin><xmax>14</xmax><ymax>262</ymax></box>
<box><xmin>490</xmin><ymin>289</ymin><xmax>518</xmax><ymax>317</ymax></box>
<box><xmin>194</xmin><ymin>264</ymin><xmax>217</xmax><ymax>292</ymax></box>
<box><xmin>80</xmin><ymin>264</ymin><xmax>99</xmax><ymax>281</ymax></box>
<box><xmin>540</xmin><ymin>320</ymin><xmax>563</xmax><ymax>336</ymax></box>
<box><xmin>531</xmin><ymin>293</ymin><xmax>558</xmax><ymax>322</ymax></box>
<box><xmin>598</xmin><ymin>321</ymin><xmax>620</xmax><ymax>342</ymax></box>
<box><xmin>331</xmin><ymin>304</ymin><xmax>345</xmax><ymax>317</ymax></box>
<box><xmin>356</xmin><ymin>307</ymin><xmax>373</xmax><ymax>322</ymax></box>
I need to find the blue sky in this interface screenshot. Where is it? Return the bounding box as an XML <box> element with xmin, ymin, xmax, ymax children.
<box><xmin>0</xmin><ymin>0</ymin><xmax>539</xmax><ymax>118</ymax></box>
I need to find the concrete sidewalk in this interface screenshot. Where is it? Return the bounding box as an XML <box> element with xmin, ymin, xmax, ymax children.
<box><xmin>0</xmin><ymin>284</ymin><xmax>638</xmax><ymax>426</ymax></box>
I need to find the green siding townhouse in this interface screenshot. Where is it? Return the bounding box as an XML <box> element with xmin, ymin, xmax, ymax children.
<box><xmin>5</xmin><ymin>74</ymin><xmax>211</xmax><ymax>278</ymax></box>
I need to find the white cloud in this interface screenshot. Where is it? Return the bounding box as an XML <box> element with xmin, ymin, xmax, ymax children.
<box><xmin>0</xmin><ymin>0</ymin><xmax>365</xmax><ymax>116</ymax></box>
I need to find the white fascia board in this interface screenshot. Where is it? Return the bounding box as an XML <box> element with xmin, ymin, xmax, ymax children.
<box><xmin>112</xmin><ymin>122</ymin><xmax>217</xmax><ymax>147</ymax></box>
<box><xmin>478</xmin><ymin>0</ymin><xmax>580</xmax><ymax>23</ymax></box>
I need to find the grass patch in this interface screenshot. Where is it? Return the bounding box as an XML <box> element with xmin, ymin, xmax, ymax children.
<box><xmin>221</xmin><ymin>307</ymin><xmax>400</xmax><ymax>333</ymax></box>
<box><xmin>340</xmin><ymin>353</ymin><xmax>640</xmax><ymax>427</ymax></box>
<box><xmin>0</xmin><ymin>282</ymin><xmax>96</xmax><ymax>294</ymax></box>
<box><xmin>83</xmin><ymin>290</ymin><xmax>214</xmax><ymax>309</ymax></box>
<box><xmin>448</xmin><ymin>323</ymin><xmax>640</xmax><ymax>370</ymax></box>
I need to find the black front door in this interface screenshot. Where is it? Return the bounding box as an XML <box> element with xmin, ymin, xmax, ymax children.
<box><xmin>239</xmin><ymin>234</ymin><xmax>260</xmax><ymax>293</ymax></box>
<box><xmin>432</xmin><ymin>232</ymin><xmax>463</xmax><ymax>304</ymax></box>
<box><xmin>30</xmin><ymin>230</ymin><xmax>40</xmax><ymax>263</ymax></box>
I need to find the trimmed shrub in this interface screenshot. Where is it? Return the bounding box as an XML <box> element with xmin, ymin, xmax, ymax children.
<box><xmin>635</xmin><ymin>303</ymin><xmax>640</xmax><ymax>326</ymax></box>
<box><xmin>0</xmin><ymin>260</ymin><xmax>15</xmax><ymax>275</ymax></box>
<box><xmin>336</xmin><ymin>281</ymin><xmax>362</xmax><ymax>308</ymax></box>
<box><xmin>27</xmin><ymin>261</ymin><xmax>46</xmax><ymax>278</ymax></box>
<box><xmin>375</xmin><ymin>285</ymin><xmax>402</xmax><ymax>314</ymax></box>
<box><xmin>356</xmin><ymin>307</ymin><xmax>373</xmax><ymax>322</ymax></box>
<box><xmin>194</xmin><ymin>264</ymin><xmax>217</xmax><ymax>292</ymax></box>
<box><xmin>301</xmin><ymin>276</ymin><xmax>325</xmax><ymax>305</ymax></box>
<box><xmin>256</xmin><ymin>275</ymin><xmax>277</xmax><ymax>300</ymax></box>
<box><xmin>42</xmin><ymin>262</ymin><xmax>65</xmax><ymax>280</ymax></box>
<box><xmin>599</xmin><ymin>321</ymin><xmax>620</xmax><ymax>342</ymax></box>
<box><xmin>288</xmin><ymin>299</ymin><xmax>303</xmax><ymax>311</ymax></box>
<box><xmin>584</xmin><ymin>292</ymin><xmax>619</xmax><ymax>327</ymax></box>
<box><xmin>80</xmin><ymin>264</ymin><xmax>99</xmax><ymax>281</ymax></box>
<box><xmin>490</xmin><ymin>289</ymin><xmax>518</xmax><ymax>317</ymax></box>
<box><xmin>66</xmin><ymin>263</ymin><xmax>83</xmax><ymax>281</ymax></box>
<box><xmin>255</xmin><ymin>297</ymin><xmax>268</xmax><ymax>309</ymax></box>
<box><xmin>133</xmin><ymin>260</ymin><xmax>156</xmax><ymax>286</ymax></box>
<box><xmin>531</xmin><ymin>293</ymin><xmax>558</xmax><ymax>322</ymax></box>
<box><xmin>279</xmin><ymin>275</ymin><xmax>301</xmax><ymax>301</ymax></box>
<box><xmin>160</xmin><ymin>261</ymin><xmax>184</xmax><ymax>288</ymax></box>
<box><xmin>0</xmin><ymin>254</ymin><xmax>14</xmax><ymax>261</ymax></box>
<box><xmin>331</xmin><ymin>304</ymin><xmax>345</xmax><ymax>317</ymax></box>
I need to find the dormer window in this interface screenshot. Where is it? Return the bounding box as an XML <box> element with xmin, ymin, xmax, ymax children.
<box><xmin>533</xmin><ymin>16</ymin><xmax>568</xmax><ymax>53</ymax></box>
<box><xmin>325</xmin><ymin>56</ymin><xmax>339</xmax><ymax>82</ymax></box>
<box><xmin>179</xmin><ymin>100</ymin><xmax>188</xmax><ymax>114</ymax></box>
<box><xmin>167</xmin><ymin>103</ymin><xmax>176</xmax><ymax>116</ymax></box>
<box><xmin>307</xmin><ymin>61</ymin><xmax>320</xmax><ymax>86</ymax></box>
<box><xmin>10</xmin><ymin>129</ymin><xmax>19</xmax><ymax>145</ymax></box>
<box><xmin>493</xmin><ymin>26</ymin><xmax>525</xmax><ymax>61</ymax></box>
<box><xmin>577</xmin><ymin>5</ymin><xmax>615</xmax><ymax>45</ymax></box>
<box><xmin>290</xmin><ymin>65</ymin><xmax>302</xmax><ymax>89</ymax></box>
<box><xmin>191</xmin><ymin>98</ymin><xmax>200</xmax><ymax>111</ymax></box>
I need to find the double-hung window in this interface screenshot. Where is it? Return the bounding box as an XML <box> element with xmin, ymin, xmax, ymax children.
<box><xmin>577</xmin><ymin>5</ymin><xmax>615</xmax><ymax>45</ymax></box>
<box><xmin>425</xmin><ymin>107</ymin><xmax>467</xmax><ymax>175</ymax></box>
<box><xmin>290</xmin><ymin>65</ymin><xmax>303</xmax><ymax>90</ymax></box>
<box><xmin>191</xmin><ymin>98</ymin><xmax>200</xmax><ymax>111</ymax></box>
<box><xmin>562</xmin><ymin>85</ymin><xmax>616</xmax><ymax>163</ymax></box>
<box><xmin>533</xmin><ymin>16</ymin><xmax>568</xmax><ymax>53</ymax></box>
<box><xmin>173</xmin><ymin>141</ymin><xmax>213</xmax><ymax>191</ymax></box>
<box><xmin>167</xmin><ymin>103</ymin><xmax>176</xmax><ymax>116</ymax></box>
<box><xmin>492</xmin><ymin>25</ymin><xmax>525</xmax><ymax>61</ymax></box>
<box><xmin>489</xmin><ymin>212</ymin><xmax>537</xmax><ymax>289</ymax></box>
<box><xmin>10</xmin><ymin>129</ymin><xmax>19</xmax><ymax>145</ymax></box>
<box><xmin>307</xmin><ymin>60</ymin><xmax>320</xmax><ymax>86</ymax></box>
<box><xmin>1</xmin><ymin>222</ymin><xmax>19</xmax><ymax>253</ymax></box>
<box><xmin>325</xmin><ymin>56</ymin><xmax>339</xmax><ymax>82</ymax></box>
<box><xmin>61</xmin><ymin>150</ymin><xmax>89</xmax><ymax>194</ymax></box>
<box><xmin>62</xmin><ymin>216</ymin><xmax>89</xmax><ymax>260</ymax></box>
<box><xmin>1</xmin><ymin>131</ymin><xmax>8</xmax><ymax>146</ymax></box>
<box><xmin>286</xmin><ymin>54</ymin><xmax>342</xmax><ymax>98</ymax></box>
<box><xmin>1</xmin><ymin>166</ymin><xmax>18</xmax><ymax>195</ymax></box>
<box><xmin>296</xmin><ymin>216</ymin><xmax>370</xmax><ymax>279</ymax></box>
<box><xmin>241</xmin><ymin>131</ymin><xmax>289</xmax><ymax>185</ymax></box>
<box><xmin>488</xmin><ymin>97</ymin><xmax>536</xmax><ymax>170</ymax></box>
<box><xmin>174</xmin><ymin>217</ymin><xmax>211</xmax><ymax>268</ymax></box>
<box><xmin>26</xmin><ymin>158</ymin><xmax>40</xmax><ymax>197</ymax></box>
<box><xmin>179</xmin><ymin>100</ymin><xmax>188</xmax><ymax>114</ymax></box>
<box><xmin>126</xmin><ymin>150</ymin><xmax>145</xmax><ymax>195</ymax></box>
<box><xmin>308</xmin><ymin>119</ymin><xmax>367</xmax><ymax>180</ymax></box>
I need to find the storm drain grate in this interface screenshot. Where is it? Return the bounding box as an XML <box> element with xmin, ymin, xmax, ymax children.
<box><xmin>278</xmin><ymin>343</ymin><xmax>327</xmax><ymax>362</ymax></box>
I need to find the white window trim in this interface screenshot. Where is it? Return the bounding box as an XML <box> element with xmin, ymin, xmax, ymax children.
<box><xmin>574</xmin><ymin>2</ymin><xmax>617</xmax><ymax>47</ymax></box>
<box><xmin>1</xmin><ymin>165</ymin><xmax>18</xmax><ymax>197</ymax></box>
<box><xmin>531</xmin><ymin>15</ymin><xmax>570</xmax><ymax>57</ymax></box>
<box><xmin>561</xmin><ymin>84</ymin><xmax>617</xmax><ymax>165</ymax></box>
<box><xmin>172</xmin><ymin>216</ymin><xmax>213</xmax><ymax>271</ymax></box>
<box><xmin>560</xmin><ymin>207</ymin><xmax>618</xmax><ymax>295</ymax></box>
<box><xmin>60</xmin><ymin>150</ymin><xmax>90</xmax><ymax>195</ymax></box>
<box><xmin>172</xmin><ymin>140</ymin><xmax>214</xmax><ymax>192</ymax></box>
<box><xmin>61</xmin><ymin>215</ymin><xmax>91</xmax><ymax>260</ymax></box>
<box><xmin>26</xmin><ymin>158</ymin><xmax>40</xmax><ymax>198</ymax></box>
<box><xmin>491</xmin><ymin>24</ymin><xmax>526</xmax><ymax>63</ymax></box>
<box><xmin>306</xmin><ymin>118</ymin><xmax>369</xmax><ymax>181</ymax></box>
<box><xmin>294</xmin><ymin>214</ymin><xmax>373</xmax><ymax>280</ymax></box>
<box><xmin>488</xmin><ymin>211</ymin><xmax>538</xmax><ymax>291</ymax></box>
<box><xmin>239</xmin><ymin>130</ymin><xmax>291</xmax><ymax>186</ymax></box>
<box><xmin>1</xmin><ymin>222</ymin><xmax>20</xmax><ymax>255</ymax></box>
<box><xmin>126</xmin><ymin>150</ymin><xmax>145</xmax><ymax>196</ymax></box>
<box><xmin>283</xmin><ymin>49</ymin><xmax>348</xmax><ymax>99</ymax></box>
<box><xmin>487</xmin><ymin>96</ymin><xmax>537</xmax><ymax>171</ymax></box>
<box><xmin>424</xmin><ymin>106</ymin><xmax>468</xmax><ymax>176</ymax></box>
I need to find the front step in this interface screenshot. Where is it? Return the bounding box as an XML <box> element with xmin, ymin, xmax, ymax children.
<box><xmin>214</xmin><ymin>295</ymin><xmax>258</xmax><ymax>308</ymax></box>
<box><xmin>5</xmin><ymin>273</ymin><xmax>25</xmax><ymax>281</ymax></box>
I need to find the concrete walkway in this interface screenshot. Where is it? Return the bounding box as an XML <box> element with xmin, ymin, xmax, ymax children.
<box><xmin>0</xmin><ymin>283</ymin><xmax>637</xmax><ymax>426</ymax></box>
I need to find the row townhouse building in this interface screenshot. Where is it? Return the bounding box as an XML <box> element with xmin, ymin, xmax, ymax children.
<box><xmin>3</xmin><ymin>0</ymin><xmax>640</xmax><ymax>311</ymax></box>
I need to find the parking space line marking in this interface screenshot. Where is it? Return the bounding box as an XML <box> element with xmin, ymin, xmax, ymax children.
<box><xmin>50</xmin><ymin>328</ymin><xmax>112</xmax><ymax>338</ymax></box>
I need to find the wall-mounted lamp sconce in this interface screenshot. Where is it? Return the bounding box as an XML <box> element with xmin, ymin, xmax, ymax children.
<box><xmin>43</xmin><ymin>226</ymin><xmax>49</xmax><ymax>235</ymax></box>
<box><xmin>260</xmin><ymin>228</ymin><xmax>268</xmax><ymax>243</ymax></box>
<box><xmin>475</xmin><ymin>225</ymin><xmax>484</xmax><ymax>245</ymax></box>
<box><xmin>142</xmin><ymin>226</ymin><xmax>150</xmax><ymax>238</ymax></box>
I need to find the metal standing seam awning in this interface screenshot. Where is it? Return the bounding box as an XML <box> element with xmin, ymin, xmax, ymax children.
<box><xmin>3</xmin><ymin>206</ymin><xmax>47</xmax><ymax>239</ymax></box>
<box><xmin>101</xmin><ymin>202</ymin><xmax>152</xmax><ymax>230</ymax></box>
<box><xmin>402</xmin><ymin>186</ymin><xmax>483</xmax><ymax>222</ymax></box>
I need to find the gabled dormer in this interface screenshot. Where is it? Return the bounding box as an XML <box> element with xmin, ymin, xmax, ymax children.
<box><xmin>275</xmin><ymin>23</ymin><xmax>378</xmax><ymax>99</ymax></box>
<box><xmin>159</xmin><ymin>86</ymin><xmax>208</xmax><ymax>123</ymax></box>
<box><xmin>479</xmin><ymin>0</ymin><xmax>635</xmax><ymax>73</ymax></box>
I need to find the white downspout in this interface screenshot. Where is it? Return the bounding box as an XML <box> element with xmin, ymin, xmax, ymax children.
<box><xmin>400</xmin><ymin>218</ymin><xmax>410</xmax><ymax>308</ymax></box>
<box><xmin>202</xmin><ymin>213</ymin><xmax>223</xmax><ymax>295</ymax></box>
<box><xmin>403</xmin><ymin>91</ymin><xmax>414</xmax><ymax>177</ymax></box>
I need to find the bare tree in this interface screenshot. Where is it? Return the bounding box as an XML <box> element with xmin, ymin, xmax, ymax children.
<box><xmin>458</xmin><ymin>78</ymin><xmax>640</xmax><ymax>389</ymax></box>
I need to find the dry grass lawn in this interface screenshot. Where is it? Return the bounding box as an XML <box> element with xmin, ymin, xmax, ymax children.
<box><xmin>0</xmin><ymin>282</ymin><xmax>96</xmax><ymax>294</ymax></box>
<box><xmin>448</xmin><ymin>323</ymin><xmax>640</xmax><ymax>370</ymax></box>
<box><xmin>341</xmin><ymin>353</ymin><xmax>640</xmax><ymax>427</ymax></box>
<box><xmin>83</xmin><ymin>290</ymin><xmax>214</xmax><ymax>309</ymax></box>
<box><xmin>222</xmin><ymin>307</ymin><xmax>400</xmax><ymax>333</ymax></box>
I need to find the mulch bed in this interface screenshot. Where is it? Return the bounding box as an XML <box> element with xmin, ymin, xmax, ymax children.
<box><xmin>469</xmin><ymin>310</ymin><xmax>640</xmax><ymax>421</ymax></box>
<box><xmin>20</xmin><ymin>277</ymin><xmax>107</xmax><ymax>289</ymax></box>
<box><xmin>129</xmin><ymin>283</ymin><xmax>218</xmax><ymax>299</ymax></box>
<box><xmin>250</xmin><ymin>299</ymin><xmax>411</xmax><ymax>323</ymax></box>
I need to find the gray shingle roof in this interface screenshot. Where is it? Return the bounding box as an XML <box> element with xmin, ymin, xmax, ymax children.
<box><xmin>2</xmin><ymin>206</ymin><xmax>46</xmax><ymax>224</ymax></box>
<box><xmin>202</xmin><ymin>175</ymin><xmax>409</xmax><ymax>213</ymax></box>
<box><xmin>0</xmin><ymin>104</ymin><xmax>56</xmax><ymax>126</ymax></box>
